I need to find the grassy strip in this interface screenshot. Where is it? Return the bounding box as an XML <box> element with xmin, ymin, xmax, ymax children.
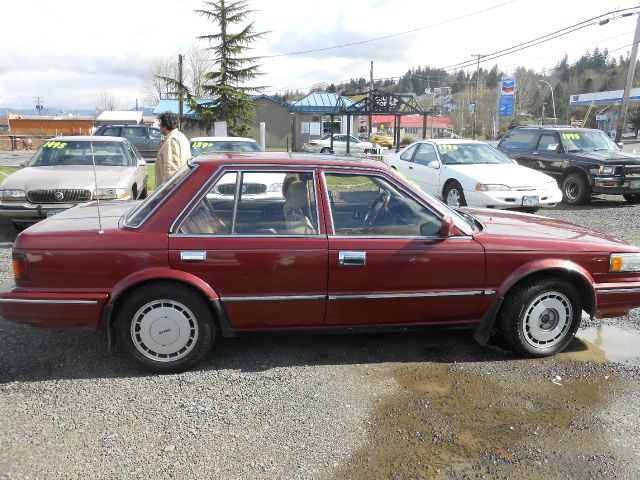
<box><xmin>0</xmin><ymin>166</ymin><xmax>19</xmax><ymax>177</ymax></box>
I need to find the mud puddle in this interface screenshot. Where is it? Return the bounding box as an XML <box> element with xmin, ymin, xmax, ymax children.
<box><xmin>562</xmin><ymin>325</ymin><xmax>640</xmax><ymax>366</ymax></box>
<box><xmin>336</xmin><ymin>363</ymin><xmax>625</xmax><ymax>479</ymax></box>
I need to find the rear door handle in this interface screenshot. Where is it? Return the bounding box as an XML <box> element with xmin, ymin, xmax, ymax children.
<box><xmin>339</xmin><ymin>251</ymin><xmax>366</xmax><ymax>266</ymax></box>
<box><xmin>532</xmin><ymin>152</ymin><xmax>539</xmax><ymax>155</ymax></box>
<box><xmin>181</xmin><ymin>251</ymin><xmax>206</xmax><ymax>262</ymax></box>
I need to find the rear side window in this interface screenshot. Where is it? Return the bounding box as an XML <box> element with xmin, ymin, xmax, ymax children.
<box><xmin>499</xmin><ymin>130</ymin><xmax>536</xmax><ymax>150</ymax></box>
<box><xmin>123</xmin><ymin>127</ymin><xmax>148</xmax><ymax>140</ymax></box>
<box><xmin>101</xmin><ymin>127</ymin><xmax>121</xmax><ymax>136</ymax></box>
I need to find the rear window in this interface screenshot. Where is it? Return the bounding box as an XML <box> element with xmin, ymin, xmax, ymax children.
<box><xmin>499</xmin><ymin>129</ymin><xmax>536</xmax><ymax>150</ymax></box>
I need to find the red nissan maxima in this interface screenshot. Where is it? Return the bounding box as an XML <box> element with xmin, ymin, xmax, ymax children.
<box><xmin>1</xmin><ymin>153</ymin><xmax>640</xmax><ymax>372</ymax></box>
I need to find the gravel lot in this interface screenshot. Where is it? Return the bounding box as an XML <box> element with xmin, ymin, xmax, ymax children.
<box><xmin>1</xmin><ymin>196</ymin><xmax>640</xmax><ymax>479</ymax></box>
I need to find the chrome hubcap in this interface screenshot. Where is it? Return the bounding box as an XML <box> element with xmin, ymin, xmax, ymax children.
<box><xmin>523</xmin><ymin>291</ymin><xmax>572</xmax><ymax>348</ymax></box>
<box><xmin>446</xmin><ymin>188</ymin><xmax>461</xmax><ymax>206</ymax></box>
<box><xmin>131</xmin><ymin>299</ymin><xmax>198</xmax><ymax>362</ymax></box>
<box><xmin>565</xmin><ymin>181</ymin><xmax>578</xmax><ymax>200</ymax></box>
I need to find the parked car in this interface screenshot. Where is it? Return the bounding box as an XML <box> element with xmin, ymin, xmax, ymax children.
<box><xmin>2</xmin><ymin>152</ymin><xmax>640</xmax><ymax>373</ymax></box>
<box><xmin>190</xmin><ymin>136</ymin><xmax>262</xmax><ymax>156</ymax></box>
<box><xmin>0</xmin><ymin>136</ymin><xmax>147</xmax><ymax>228</ymax></box>
<box><xmin>370</xmin><ymin>133</ymin><xmax>393</xmax><ymax>148</ymax></box>
<box><xmin>497</xmin><ymin>126</ymin><xmax>640</xmax><ymax>205</ymax></box>
<box><xmin>94</xmin><ymin>124</ymin><xmax>163</xmax><ymax>158</ymax></box>
<box><xmin>303</xmin><ymin>134</ymin><xmax>375</xmax><ymax>154</ymax></box>
<box><xmin>385</xmin><ymin>139</ymin><xmax>562</xmax><ymax>211</ymax></box>
<box><xmin>437</xmin><ymin>131</ymin><xmax>460</xmax><ymax>139</ymax></box>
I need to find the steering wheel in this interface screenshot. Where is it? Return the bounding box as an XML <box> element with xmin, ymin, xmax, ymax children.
<box><xmin>364</xmin><ymin>190</ymin><xmax>391</xmax><ymax>226</ymax></box>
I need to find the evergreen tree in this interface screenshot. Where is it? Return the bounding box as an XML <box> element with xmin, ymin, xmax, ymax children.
<box><xmin>189</xmin><ymin>0</ymin><xmax>267</xmax><ymax>135</ymax></box>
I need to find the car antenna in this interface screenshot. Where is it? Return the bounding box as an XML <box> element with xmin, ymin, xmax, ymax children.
<box><xmin>89</xmin><ymin>141</ymin><xmax>104</xmax><ymax>235</ymax></box>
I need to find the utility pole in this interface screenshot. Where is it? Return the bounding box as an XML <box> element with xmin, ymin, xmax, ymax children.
<box><xmin>369</xmin><ymin>60</ymin><xmax>374</xmax><ymax>137</ymax></box>
<box><xmin>34</xmin><ymin>96</ymin><xmax>44</xmax><ymax>116</ymax></box>
<box><xmin>471</xmin><ymin>54</ymin><xmax>483</xmax><ymax>140</ymax></box>
<box><xmin>178</xmin><ymin>54</ymin><xmax>184</xmax><ymax>130</ymax></box>
<box><xmin>616</xmin><ymin>7</ymin><xmax>640</xmax><ymax>144</ymax></box>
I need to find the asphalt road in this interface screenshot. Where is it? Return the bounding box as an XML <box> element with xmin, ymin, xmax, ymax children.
<box><xmin>1</xmin><ymin>188</ymin><xmax>640</xmax><ymax>478</ymax></box>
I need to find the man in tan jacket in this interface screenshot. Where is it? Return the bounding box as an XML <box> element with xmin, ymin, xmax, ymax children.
<box><xmin>155</xmin><ymin>112</ymin><xmax>191</xmax><ymax>185</ymax></box>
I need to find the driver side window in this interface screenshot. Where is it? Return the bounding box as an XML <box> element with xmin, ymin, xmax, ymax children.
<box><xmin>325</xmin><ymin>173</ymin><xmax>441</xmax><ymax>236</ymax></box>
<box><xmin>414</xmin><ymin>143</ymin><xmax>438</xmax><ymax>166</ymax></box>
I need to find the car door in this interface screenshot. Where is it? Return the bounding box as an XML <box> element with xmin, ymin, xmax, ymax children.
<box><xmin>169</xmin><ymin>168</ymin><xmax>328</xmax><ymax>331</ymax></box>
<box><xmin>530</xmin><ymin>132</ymin><xmax>564</xmax><ymax>178</ymax></box>
<box><xmin>322</xmin><ymin>170</ymin><xmax>485</xmax><ymax>327</ymax></box>
<box><xmin>410</xmin><ymin>143</ymin><xmax>441</xmax><ymax>195</ymax></box>
<box><xmin>388</xmin><ymin>144</ymin><xmax>419</xmax><ymax>180</ymax></box>
<box><xmin>122</xmin><ymin>141</ymin><xmax>147</xmax><ymax>197</ymax></box>
<box><xmin>123</xmin><ymin>126</ymin><xmax>150</xmax><ymax>157</ymax></box>
<box><xmin>148</xmin><ymin>127</ymin><xmax>163</xmax><ymax>156</ymax></box>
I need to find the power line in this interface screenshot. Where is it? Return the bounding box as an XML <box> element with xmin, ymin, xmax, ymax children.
<box><xmin>261</xmin><ymin>0</ymin><xmax>521</xmax><ymax>58</ymax></box>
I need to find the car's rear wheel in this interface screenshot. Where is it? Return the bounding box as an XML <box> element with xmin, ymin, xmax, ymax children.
<box><xmin>320</xmin><ymin>147</ymin><xmax>332</xmax><ymax>154</ymax></box>
<box><xmin>443</xmin><ymin>181</ymin><xmax>466</xmax><ymax>207</ymax></box>
<box><xmin>623</xmin><ymin>193</ymin><xmax>640</xmax><ymax>204</ymax></box>
<box><xmin>561</xmin><ymin>173</ymin><xmax>591</xmax><ymax>205</ymax></box>
<box><xmin>499</xmin><ymin>277</ymin><xmax>581</xmax><ymax>357</ymax></box>
<box><xmin>116</xmin><ymin>283</ymin><xmax>215</xmax><ymax>373</ymax></box>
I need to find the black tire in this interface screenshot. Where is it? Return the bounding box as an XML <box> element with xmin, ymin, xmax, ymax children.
<box><xmin>320</xmin><ymin>147</ymin><xmax>332</xmax><ymax>154</ymax></box>
<box><xmin>11</xmin><ymin>221</ymin><xmax>26</xmax><ymax>232</ymax></box>
<box><xmin>561</xmin><ymin>172</ymin><xmax>591</xmax><ymax>205</ymax></box>
<box><xmin>443</xmin><ymin>181</ymin><xmax>467</xmax><ymax>207</ymax></box>
<box><xmin>623</xmin><ymin>193</ymin><xmax>640</xmax><ymax>204</ymax></box>
<box><xmin>116</xmin><ymin>283</ymin><xmax>215</xmax><ymax>373</ymax></box>
<box><xmin>499</xmin><ymin>277</ymin><xmax>582</xmax><ymax>357</ymax></box>
<box><xmin>139</xmin><ymin>186</ymin><xmax>148</xmax><ymax>199</ymax></box>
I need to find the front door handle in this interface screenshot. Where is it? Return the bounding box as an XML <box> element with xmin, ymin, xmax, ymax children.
<box><xmin>339</xmin><ymin>251</ymin><xmax>366</xmax><ymax>266</ymax></box>
<box><xmin>181</xmin><ymin>251</ymin><xmax>206</xmax><ymax>262</ymax></box>
<box><xmin>532</xmin><ymin>151</ymin><xmax>539</xmax><ymax>155</ymax></box>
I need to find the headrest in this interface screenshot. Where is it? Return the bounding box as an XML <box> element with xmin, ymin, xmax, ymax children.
<box><xmin>285</xmin><ymin>181</ymin><xmax>308</xmax><ymax>209</ymax></box>
<box><xmin>282</xmin><ymin>173</ymin><xmax>300</xmax><ymax>196</ymax></box>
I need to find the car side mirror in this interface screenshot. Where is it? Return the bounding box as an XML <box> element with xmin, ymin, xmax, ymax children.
<box><xmin>440</xmin><ymin>216</ymin><xmax>455</xmax><ymax>238</ymax></box>
<box><xmin>19</xmin><ymin>161</ymin><xmax>27</xmax><ymax>168</ymax></box>
<box><xmin>428</xmin><ymin>160</ymin><xmax>440</xmax><ymax>169</ymax></box>
<box><xmin>617</xmin><ymin>142</ymin><xmax>624</xmax><ymax>150</ymax></box>
<box><xmin>137</xmin><ymin>159</ymin><xmax>147</xmax><ymax>167</ymax></box>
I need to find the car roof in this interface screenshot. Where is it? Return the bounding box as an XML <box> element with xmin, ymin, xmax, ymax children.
<box><xmin>48</xmin><ymin>135</ymin><xmax>127</xmax><ymax>142</ymax></box>
<box><xmin>189</xmin><ymin>152</ymin><xmax>390</xmax><ymax>170</ymax></box>
<box><xmin>190</xmin><ymin>136</ymin><xmax>258</xmax><ymax>142</ymax></box>
<box><xmin>97</xmin><ymin>124</ymin><xmax>153</xmax><ymax>128</ymax></box>
<box><xmin>510</xmin><ymin>125</ymin><xmax>579</xmax><ymax>130</ymax></box>
<box><xmin>416</xmin><ymin>139</ymin><xmax>487</xmax><ymax>145</ymax></box>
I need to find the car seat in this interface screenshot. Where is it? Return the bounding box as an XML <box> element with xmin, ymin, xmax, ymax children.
<box><xmin>283</xmin><ymin>180</ymin><xmax>315</xmax><ymax>235</ymax></box>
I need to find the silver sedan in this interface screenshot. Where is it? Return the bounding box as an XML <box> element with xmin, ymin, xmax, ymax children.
<box><xmin>0</xmin><ymin>136</ymin><xmax>147</xmax><ymax>228</ymax></box>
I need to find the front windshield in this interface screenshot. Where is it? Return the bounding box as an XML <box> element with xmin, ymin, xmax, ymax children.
<box><xmin>190</xmin><ymin>140</ymin><xmax>261</xmax><ymax>155</ymax></box>
<box><xmin>28</xmin><ymin>140</ymin><xmax>131</xmax><ymax>167</ymax></box>
<box><xmin>560</xmin><ymin>131</ymin><xmax>619</xmax><ymax>152</ymax></box>
<box><xmin>437</xmin><ymin>143</ymin><xmax>512</xmax><ymax>165</ymax></box>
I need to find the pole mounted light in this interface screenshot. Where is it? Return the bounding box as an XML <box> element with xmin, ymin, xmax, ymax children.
<box><xmin>539</xmin><ymin>80</ymin><xmax>557</xmax><ymax>125</ymax></box>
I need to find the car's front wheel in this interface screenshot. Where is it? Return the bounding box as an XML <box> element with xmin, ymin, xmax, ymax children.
<box><xmin>320</xmin><ymin>147</ymin><xmax>332</xmax><ymax>154</ymax></box>
<box><xmin>116</xmin><ymin>283</ymin><xmax>215</xmax><ymax>373</ymax></box>
<box><xmin>561</xmin><ymin>173</ymin><xmax>591</xmax><ymax>205</ymax></box>
<box><xmin>443</xmin><ymin>181</ymin><xmax>466</xmax><ymax>207</ymax></box>
<box><xmin>499</xmin><ymin>277</ymin><xmax>581</xmax><ymax>357</ymax></box>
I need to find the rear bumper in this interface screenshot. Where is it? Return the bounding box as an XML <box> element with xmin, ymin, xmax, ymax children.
<box><xmin>0</xmin><ymin>282</ymin><xmax>108</xmax><ymax>329</ymax></box>
<box><xmin>595</xmin><ymin>282</ymin><xmax>640</xmax><ymax>318</ymax></box>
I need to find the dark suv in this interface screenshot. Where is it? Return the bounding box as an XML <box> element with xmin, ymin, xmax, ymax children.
<box><xmin>497</xmin><ymin>126</ymin><xmax>640</xmax><ymax>205</ymax></box>
<box><xmin>94</xmin><ymin>125</ymin><xmax>163</xmax><ymax>158</ymax></box>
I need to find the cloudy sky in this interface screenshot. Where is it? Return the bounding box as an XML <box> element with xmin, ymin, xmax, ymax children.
<box><xmin>1</xmin><ymin>0</ymin><xmax>638</xmax><ymax>111</ymax></box>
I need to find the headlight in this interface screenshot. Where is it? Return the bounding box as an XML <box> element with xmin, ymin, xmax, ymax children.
<box><xmin>95</xmin><ymin>188</ymin><xmax>128</xmax><ymax>200</ymax></box>
<box><xmin>1</xmin><ymin>189</ymin><xmax>26</xmax><ymax>201</ymax></box>
<box><xmin>599</xmin><ymin>165</ymin><xmax>619</xmax><ymax>175</ymax></box>
<box><xmin>476</xmin><ymin>184</ymin><xmax>510</xmax><ymax>191</ymax></box>
<box><xmin>267</xmin><ymin>182</ymin><xmax>283</xmax><ymax>193</ymax></box>
<box><xmin>610</xmin><ymin>253</ymin><xmax>640</xmax><ymax>272</ymax></box>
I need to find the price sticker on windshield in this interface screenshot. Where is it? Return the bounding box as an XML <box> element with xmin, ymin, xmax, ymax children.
<box><xmin>438</xmin><ymin>144</ymin><xmax>458</xmax><ymax>151</ymax></box>
<box><xmin>562</xmin><ymin>133</ymin><xmax>580</xmax><ymax>140</ymax></box>
<box><xmin>192</xmin><ymin>142</ymin><xmax>213</xmax><ymax>148</ymax></box>
<box><xmin>43</xmin><ymin>141</ymin><xmax>67</xmax><ymax>149</ymax></box>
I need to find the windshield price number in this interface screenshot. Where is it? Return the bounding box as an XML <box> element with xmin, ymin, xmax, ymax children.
<box><xmin>192</xmin><ymin>142</ymin><xmax>213</xmax><ymax>148</ymax></box>
<box><xmin>43</xmin><ymin>141</ymin><xmax>67</xmax><ymax>149</ymax></box>
<box><xmin>438</xmin><ymin>144</ymin><xmax>459</xmax><ymax>151</ymax></box>
<box><xmin>562</xmin><ymin>133</ymin><xmax>580</xmax><ymax>140</ymax></box>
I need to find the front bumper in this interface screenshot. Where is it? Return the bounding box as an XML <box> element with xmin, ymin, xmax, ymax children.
<box><xmin>593</xmin><ymin>175</ymin><xmax>640</xmax><ymax>194</ymax></box>
<box><xmin>0</xmin><ymin>282</ymin><xmax>108</xmax><ymax>329</ymax></box>
<box><xmin>595</xmin><ymin>281</ymin><xmax>640</xmax><ymax>318</ymax></box>
<box><xmin>0</xmin><ymin>202</ymin><xmax>76</xmax><ymax>223</ymax></box>
<box><xmin>464</xmin><ymin>187</ymin><xmax>563</xmax><ymax>209</ymax></box>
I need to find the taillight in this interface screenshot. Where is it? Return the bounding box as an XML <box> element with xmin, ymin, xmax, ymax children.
<box><xmin>12</xmin><ymin>253</ymin><xmax>29</xmax><ymax>283</ymax></box>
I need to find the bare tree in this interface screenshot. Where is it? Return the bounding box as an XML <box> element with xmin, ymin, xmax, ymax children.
<box><xmin>95</xmin><ymin>88</ymin><xmax>120</xmax><ymax>112</ymax></box>
<box><xmin>143</xmin><ymin>56</ymin><xmax>179</xmax><ymax>105</ymax></box>
<box><xmin>186</xmin><ymin>45</ymin><xmax>213</xmax><ymax>98</ymax></box>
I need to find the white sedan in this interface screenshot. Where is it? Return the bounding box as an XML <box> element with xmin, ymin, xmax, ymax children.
<box><xmin>385</xmin><ymin>139</ymin><xmax>562</xmax><ymax>211</ymax></box>
<box><xmin>303</xmin><ymin>134</ymin><xmax>376</xmax><ymax>154</ymax></box>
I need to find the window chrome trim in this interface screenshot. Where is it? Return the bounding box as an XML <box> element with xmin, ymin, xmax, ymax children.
<box><xmin>328</xmin><ymin>290</ymin><xmax>483</xmax><ymax>300</ymax></box>
<box><xmin>221</xmin><ymin>295</ymin><xmax>326</xmax><ymax>302</ymax></box>
<box><xmin>0</xmin><ymin>298</ymin><xmax>99</xmax><ymax>305</ymax></box>
<box><xmin>170</xmin><ymin>167</ymin><xmax>322</xmax><ymax>237</ymax></box>
<box><xmin>328</xmin><ymin>234</ymin><xmax>474</xmax><ymax>240</ymax></box>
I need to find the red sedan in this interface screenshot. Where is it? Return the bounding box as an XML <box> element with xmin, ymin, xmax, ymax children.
<box><xmin>2</xmin><ymin>153</ymin><xmax>640</xmax><ymax>372</ymax></box>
